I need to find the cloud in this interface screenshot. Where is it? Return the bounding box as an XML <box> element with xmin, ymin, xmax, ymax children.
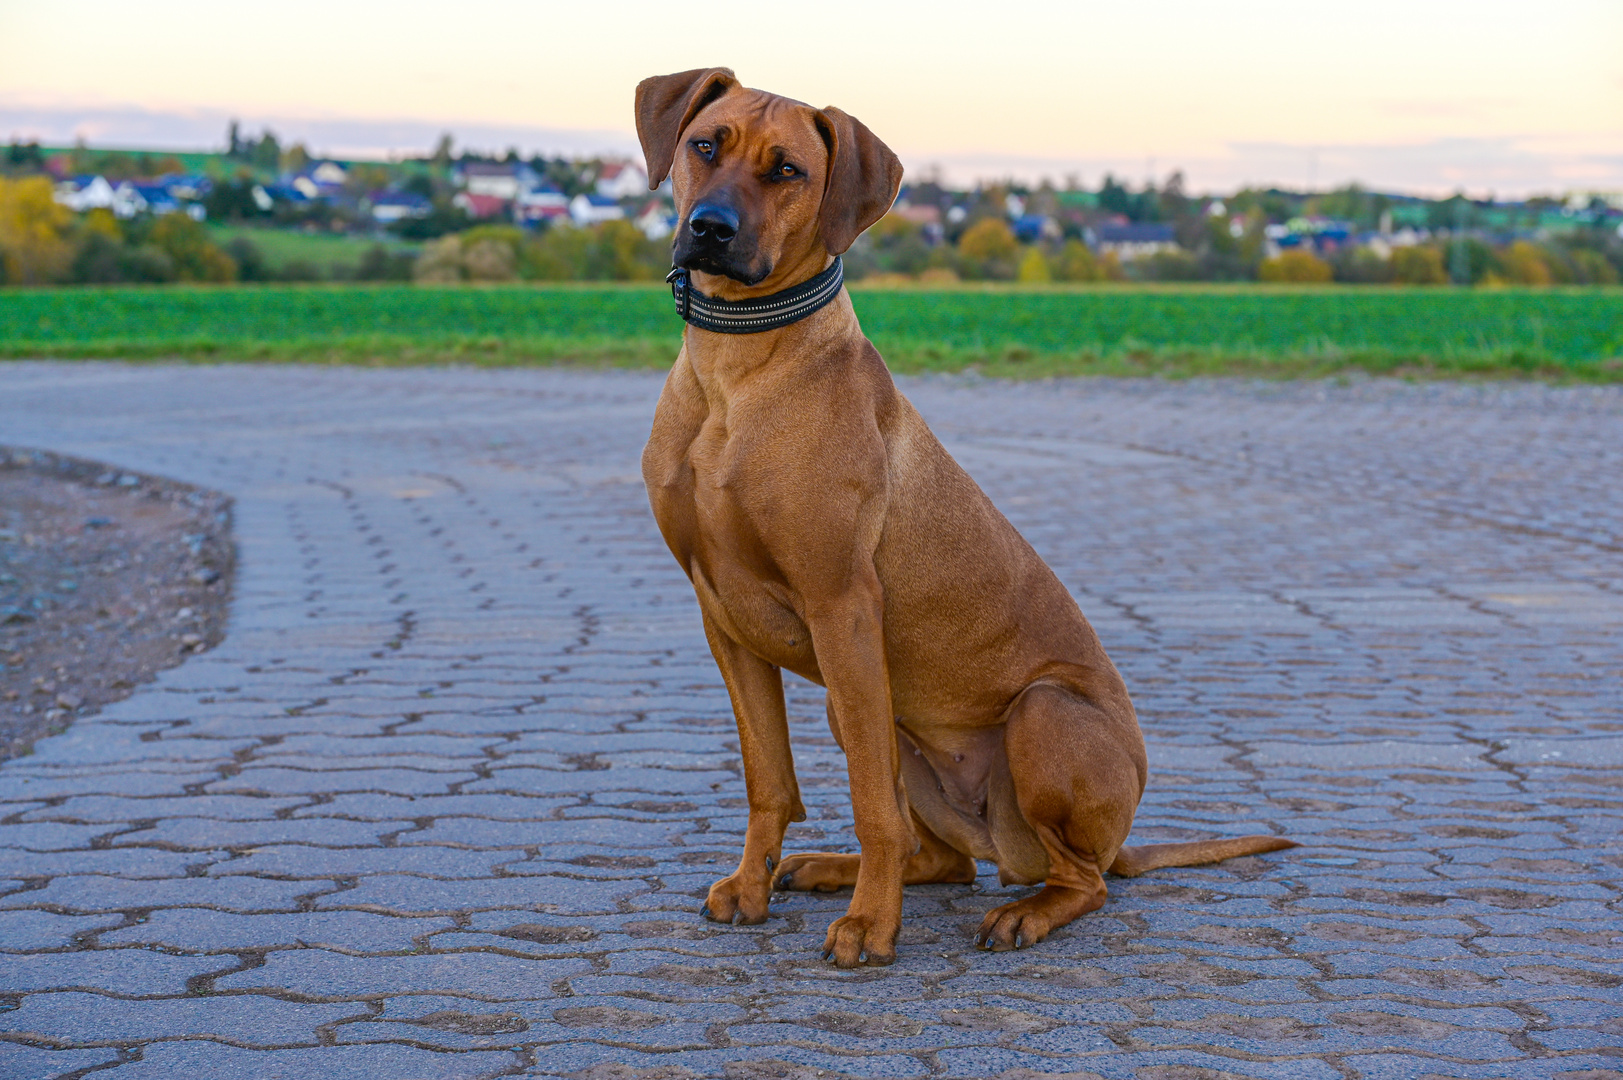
<box><xmin>0</xmin><ymin>103</ymin><xmax>640</xmax><ymax>162</ymax></box>
<box><xmin>903</xmin><ymin>136</ymin><xmax>1623</xmax><ymax>197</ymax></box>
<box><xmin>5</xmin><ymin>104</ymin><xmax>1618</xmax><ymax>198</ymax></box>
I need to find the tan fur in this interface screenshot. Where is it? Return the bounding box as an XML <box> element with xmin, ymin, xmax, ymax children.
<box><xmin>634</xmin><ymin>70</ymin><xmax>1296</xmax><ymax>967</ymax></box>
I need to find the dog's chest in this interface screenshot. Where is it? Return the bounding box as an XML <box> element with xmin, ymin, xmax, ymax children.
<box><xmin>656</xmin><ymin>420</ymin><xmax>821</xmax><ymax>677</ymax></box>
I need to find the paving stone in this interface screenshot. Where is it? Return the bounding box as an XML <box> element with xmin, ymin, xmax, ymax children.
<box><xmin>1</xmin><ymin>365</ymin><xmax>1620</xmax><ymax>1075</ymax></box>
<box><xmin>1</xmin><ymin>875</ymin><xmax>312</xmax><ymax>913</ymax></box>
<box><xmin>1</xmin><ymin>949</ymin><xmax>226</xmax><ymax>994</ymax></box>
<box><xmin>215</xmin><ymin>948</ymin><xmax>593</xmax><ymax>999</ymax></box>
<box><xmin>106</xmin><ymin>1042</ymin><xmax>519</xmax><ymax>1079</ymax></box>
<box><xmin>0</xmin><ymin>909</ymin><xmax>124</xmax><ymax>949</ymax></box>
<box><xmin>0</xmin><ymin>1042</ymin><xmax>124</xmax><ymax>1080</ymax></box>
<box><xmin>4</xmin><ymin>990</ymin><xmax>364</xmax><ymax>1046</ymax></box>
<box><xmin>97</xmin><ymin>908</ymin><xmax>456</xmax><ymax>952</ymax></box>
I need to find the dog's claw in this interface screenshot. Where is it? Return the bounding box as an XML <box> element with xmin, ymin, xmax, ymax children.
<box><xmin>765</xmin><ymin>854</ymin><xmax>775</xmax><ymax>872</ymax></box>
<box><xmin>1015</xmin><ymin>933</ymin><xmax>1025</xmax><ymax>949</ymax></box>
<box><xmin>777</xmin><ymin>872</ymin><xmax>792</xmax><ymax>890</ymax></box>
<box><xmin>700</xmin><ymin>905</ymin><xmax>713</xmax><ymax>921</ymax></box>
<box><xmin>821</xmin><ymin>948</ymin><xmax>833</xmax><ymax>961</ymax></box>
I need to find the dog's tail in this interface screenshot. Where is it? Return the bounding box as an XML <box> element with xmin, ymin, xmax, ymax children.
<box><xmin>1108</xmin><ymin>835</ymin><xmax>1298</xmax><ymax>878</ymax></box>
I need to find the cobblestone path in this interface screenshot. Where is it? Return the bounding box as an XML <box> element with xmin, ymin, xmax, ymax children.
<box><xmin>1</xmin><ymin>363</ymin><xmax>1619</xmax><ymax>1080</ymax></box>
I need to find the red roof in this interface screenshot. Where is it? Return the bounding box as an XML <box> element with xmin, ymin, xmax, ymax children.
<box><xmin>455</xmin><ymin>193</ymin><xmax>510</xmax><ymax>219</ymax></box>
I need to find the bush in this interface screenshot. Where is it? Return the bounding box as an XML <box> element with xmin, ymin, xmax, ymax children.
<box><xmin>0</xmin><ymin>176</ymin><xmax>74</xmax><ymax>284</ymax></box>
<box><xmin>356</xmin><ymin>244</ymin><xmax>416</xmax><ymax>282</ymax></box>
<box><xmin>1051</xmin><ymin>240</ymin><xmax>1102</xmax><ymax>282</ymax></box>
<box><xmin>1332</xmin><ymin>247</ymin><xmax>1393</xmax><ymax>284</ymax></box>
<box><xmin>223</xmin><ymin>237</ymin><xmax>271</xmax><ymax>282</ymax></box>
<box><xmin>1016</xmin><ymin>247</ymin><xmax>1051</xmax><ymax>282</ymax></box>
<box><xmin>956</xmin><ymin>218</ymin><xmax>1018</xmax><ymax>280</ymax></box>
<box><xmin>1138</xmin><ymin>249</ymin><xmax>1202</xmax><ymax>281</ymax></box>
<box><xmin>464</xmin><ymin>239</ymin><xmax>518</xmax><ymax>282</ymax></box>
<box><xmin>523</xmin><ymin>220</ymin><xmax>666</xmax><ymax>282</ymax></box>
<box><xmin>1497</xmin><ymin>240</ymin><xmax>1552</xmax><ymax>285</ymax></box>
<box><xmin>413</xmin><ymin>236</ymin><xmax>464</xmax><ymax>282</ymax></box>
<box><xmin>119</xmin><ymin>245</ymin><xmax>178</xmax><ymax>283</ymax></box>
<box><xmin>278</xmin><ymin>259</ymin><xmax>323</xmax><ymax>282</ymax></box>
<box><xmin>1390</xmin><ymin>246</ymin><xmax>1447</xmax><ymax>285</ymax></box>
<box><xmin>149</xmin><ymin>215</ymin><xmax>237</xmax><ymax>282</ymax></box>
<box><xmin>71</xmin><ymin>231</ymin><xmax>127</xmax><ymax>284</ymax></box>
<box><xmin>1258</xmin><ymin>249</ymin><xmax>1333</xmax><ymax>283</ymax></box>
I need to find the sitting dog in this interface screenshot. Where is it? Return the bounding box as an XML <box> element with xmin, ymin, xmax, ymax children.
<box><xmin>635</xmin><ymin>68</ymin><xmax>1295</xmax><ymax>967</ymax></box>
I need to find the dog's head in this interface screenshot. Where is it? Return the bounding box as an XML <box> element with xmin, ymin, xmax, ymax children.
<box><xmin>635</xmin><ymin>68</ymin><xmax>903</xmax><ymax>290</ymax></box>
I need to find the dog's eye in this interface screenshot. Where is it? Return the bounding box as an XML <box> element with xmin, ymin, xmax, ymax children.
<box><xmin>779</xmin><ymin>164</ymin><xmax>799</xmax><ymax>178</ymax></box>
<box><xmin>693</xmin><ymin>140</ymin><xmax>714</xmax><ymax>159</ymax></box>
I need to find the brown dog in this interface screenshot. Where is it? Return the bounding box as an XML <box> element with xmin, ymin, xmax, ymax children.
<box><xmin>634</xmin><ymin>68</ymin><xmax>1295</xmax><ymax>967</ymax></box>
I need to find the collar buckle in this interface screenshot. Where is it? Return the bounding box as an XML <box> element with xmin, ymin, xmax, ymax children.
<box><xmin>665</xmin><ymin>266</ymin><xmax>692</xmax><ymax>322</ymax></box>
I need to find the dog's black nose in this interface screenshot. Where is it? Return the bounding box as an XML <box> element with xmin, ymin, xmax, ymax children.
<box><xmin>688</xmin><ymin>204</ymin><xmax>739</xmax><ymax>245</ymax></box>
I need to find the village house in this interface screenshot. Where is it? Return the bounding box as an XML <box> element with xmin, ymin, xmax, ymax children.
<box><xmin>452</xmin><ymin>192</ymin><xmax>510</xmax><ymax>220</ymax></box>
<box><xmin>367</xmin><ymin>190</ymin><xmax>431</xmax><ymax>224</ymax></box>
<box><xmin>594</xmin><ymin>162</ymin><xmax>649</xmax><ymax>200</ymax></box>
<box><xmin>453</xmin><ymin>162</ymin><xmax>540</xmax><ymax>201</ymax></box>
<box><xmin>635</xmin><ymin>201</ymin><xmax>675</xmax><ymax>240</ymax></box>
<box><xmin>516</xmin><ymin>185</ymin><xmax>570</xmax><ymax>226</ymax></box>
<box><xmin>1089</xmin><ymin>222</ymin><xmax>1179</xmax><ymax>260</ymax></box>
<box><xmin>570</xmin><ymin>193</ymin><xmax>624</xmax><ymax>226</ymax></box>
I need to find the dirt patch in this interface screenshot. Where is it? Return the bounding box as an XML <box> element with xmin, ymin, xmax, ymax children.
<box><xmin>810</xmin><ymin>1010</ymin><xmax>925</xmax><ymax>1038</ymax></box>
<box><xmin>940</xmin><ymin>1006</ymin><xmax>1058</xmax><ymax>1034</ymax></box>
<box><xmin>408</xmin><ymin>1010</ymin><xmax>528</xmax><ymax>1035</ymax></box>
<box><xmin>1308</xmin><ymin>921</ymin><xmax>1425</xmax><ymax>944</ymax></box>
<box><xmin>495</xmin><ymin>923</ymin><xmax>598</xmax><ymax>945</ymax></box>
<box><xmin>553</xmin><ymin>1005</ymin><xmax>667</xmax><ymax>1030</ymax></box>
<box><xmin>0</xmin><ymin>446</ymin><xmax>233</xmax><ymax>761</ymax></box>
<box><xmin>639</xmin><ymin>962</ymin><xmax>751</xmax><ymax>987</ymax></box>
<box><xmin>1331</xmin><ymin>1010</ymin><xmax>1463</xmax><ymax>1039</ymax></box>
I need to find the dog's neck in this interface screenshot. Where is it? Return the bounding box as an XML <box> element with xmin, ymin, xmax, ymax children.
<box><xmin>682</xmin><ymin>256</ymin><xmax>860</xmax><ymax>400</ymax></box>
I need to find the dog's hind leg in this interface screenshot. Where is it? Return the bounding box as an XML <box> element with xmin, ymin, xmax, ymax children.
<box><xmin>977</xmin><ymin>680</ymin><xmax>1146</xmax><ymax>950</ymax></box>
<box><xmin>700</xmin><ymin>613</ymin><xmax>805</xmax><ymax>925</ymax></box>
<box><xmin>774</xmin><ymin>810</ymin><xmax>976</xmax><ymax>893</ymax></box>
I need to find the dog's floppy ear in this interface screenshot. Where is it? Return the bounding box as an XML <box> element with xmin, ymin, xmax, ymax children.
<box><xmin>814</xmin><ymin>107</ymin><xmax>904</xmax><ymax>255</ymax></box>
<box><xmin>635</xmin><ymin>67</ymin><xmax>739</xmax><ymax>189</ymax></box>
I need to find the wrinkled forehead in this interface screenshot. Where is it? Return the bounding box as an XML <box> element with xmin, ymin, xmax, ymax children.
<box><xmin>686</xmin><ymin>89</ymin><xmax>829</xmax><ymax>164</ymax></box>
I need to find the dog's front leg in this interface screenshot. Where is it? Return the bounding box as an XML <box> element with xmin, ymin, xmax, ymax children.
<box><xmin>700</xmin><ymin>613</ymin><xmax>805</xmax><ymax>925</ymax></box>
<box><xmin>808</xmin><ymin>579</ymin><xmax>912</xmax><ymax>966</ymax></box>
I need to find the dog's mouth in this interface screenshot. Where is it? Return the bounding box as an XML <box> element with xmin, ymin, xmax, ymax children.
<box><xmin>672</xmin><ymin>232</ymin><xmax>770</xmax><ymax>286</ymax></box>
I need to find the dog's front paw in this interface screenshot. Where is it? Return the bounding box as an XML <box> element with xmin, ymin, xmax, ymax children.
<box><xmin>702</xmin><ymin>871</ymin><xmax>771</xmax><ymax>925</ymax></box>
<box><xmin>821</xmin><ymin>912</ymin><xmax>899</xmax><ymax>967</ymax></box>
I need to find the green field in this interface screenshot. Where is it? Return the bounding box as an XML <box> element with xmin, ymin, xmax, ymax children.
<box><xmin>2</xmin><ymin>284</ymin><xmax>1619</xmax><ymax>380</ymax></box>
<box><xmin>207</xmin><ymin>226</ymin><xmax>411</xmax><ymax>274</ymax></box>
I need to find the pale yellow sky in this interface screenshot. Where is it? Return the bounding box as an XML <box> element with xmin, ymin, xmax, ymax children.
<box><xmin>3</xmin><ymin>0</ymin><xmax>1619</xmax><ymax>194</ymax></box>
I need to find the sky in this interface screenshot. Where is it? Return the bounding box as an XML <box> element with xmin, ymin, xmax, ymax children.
<box><xmin>2</xmin><ymin>0</ymin><xmax>1620</xmax><ymax>196</ymax></box>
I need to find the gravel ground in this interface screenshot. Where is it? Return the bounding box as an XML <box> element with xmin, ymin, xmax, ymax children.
<box><xmin>0</xmin><ymin>447</ymin><xmax>233</xmax><ymax>762</ymax></box>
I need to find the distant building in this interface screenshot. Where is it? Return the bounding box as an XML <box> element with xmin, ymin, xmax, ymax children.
<box><xmin>1089</xmin><ymin>223</ymin><xmax>1178</xmax><ymax>259</ymax></box>
<box><xmin>515</xmin><ymin>185</ymin><xmax>570</xmax><ymax>226</ymax></box>
<box><xmin>1012</xmin><ymin>214</ymin><xmax>1060</xmax><ymax>244</ymax></box>
<box><xmin>368</xmin><ymin>190</ymin><xmax>432</xmax><ymax>224</ymax></box>
<box><xmin>54</xmin><ymin>176</ymin><xmax>116</xmax><ymax>213</ymax></box>
<box><xmin>595</xmin><ymin>162</ymin><xmax>649</xmax><ymax>200</ymax></box>
<box><xmin>890</xmin><ymin>201</ymin><xmax>941</xmax><ymax>227</ymax></box>
<box><xmin>570</xmin><ymin>193</ymin><xmax>625</xmax><ymax>226</ymax></box>
<box><xmin>290</xmin><ymin>162</ymin><xmax>348</xmax><ymax>201</ymax></box>
<box><xmin>454</xmin><ymin>162</ymin><xmax>540</xmax><ymax>201</ymax></box>
<box><xmin>453</xmin><ymin>192</ymin><xmax>510</xmax><ymax>220</ymax></box>
<box><xmin>635</xmin><ymin>200</ymin><xmax>675</xmax><ymax>240</ymax></box>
